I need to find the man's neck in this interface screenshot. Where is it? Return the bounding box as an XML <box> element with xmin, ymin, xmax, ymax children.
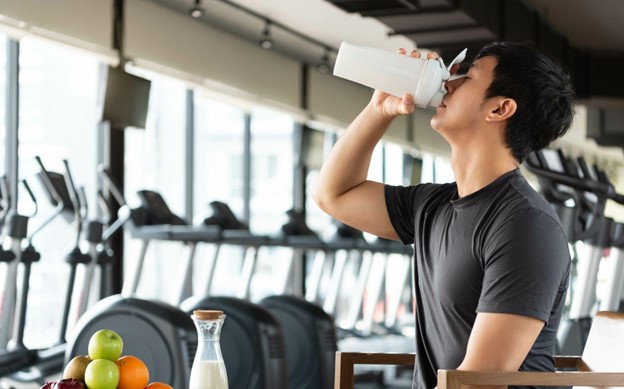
<box><xmin>450</xmin><ymin>145</ymin><xmax>519</xmax><ymax>198</ymax></box>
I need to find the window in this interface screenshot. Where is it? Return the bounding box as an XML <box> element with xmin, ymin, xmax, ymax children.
<box><xmin>421</xmin><ymin>154</ymin><xmax>435</xmax><ymax>183</ymax></box>
<box><xmin>193</xmin><ymin>98</ymin><xmax>245</xmax><ymax>217</ymax></box>
<box><xmin>305</xmin><ymin>169</ymin><xmax>331</xmax><ymax>235</ymax></box>
<box><xmin>384</xmin><ymin>143</ymin><xmax>404</xmax><ymax>186</ymax></box>
<box><xmin>248</xmin><ymin>107</ymin><xmax>295</xmax><ymax>300</ymax></box>
<box><xmin>434</xmin><ymin>156</ymin><xmax>454</xmax><ymax>183</ymax></box>
<box><xmin>305</xmin><ymin>130</ymin><xmax>332</xmax><ymax>234</ymax></box>
<box><xmin>124</xmin><ymin>75</ymin><xmax>187</xmax><ymax>303</ymax></box>
<box><xmin>0</xmin><ymin>35</ymin><xmax>6</xmax><ymax>174</ymax></box>
<box><xmin>192</xmin><ymin>96</ymin><xmax>246</xmax><ymax>297</ymax></box>
<box><xmin>249</xmin><ymin>107</ymin><xmax>294</xmax><ymax>234</ymax></box>
<box><xmin>368</xmin><ymin>143</ymin><xmax>384</xmax><ymax>182</ymax></box>
<box><xmin>18</xmin><ymin>37</ymin><xmax>100</xmax><ymax>348</ymax></box>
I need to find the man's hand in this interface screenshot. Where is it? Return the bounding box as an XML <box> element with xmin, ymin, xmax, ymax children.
<box><xmin>369</xmin><ymin>48</ymin><xmax>461</xmax><ymax>117</ymax></box>
<box><xmin>369</xmin><ymin>48</ymin><xmax>425</xmax><ymax>117</ymax></box>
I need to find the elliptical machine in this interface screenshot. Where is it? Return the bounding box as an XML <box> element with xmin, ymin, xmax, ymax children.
<box><xmin>2</xmin><ymin>158</ymin><xmax>116</xmax><ymax>383</ymax></box>
<box><xmin>0</xmin><ymin>178</ymin><xmax>43</xmax><ymax>377</ymax></box>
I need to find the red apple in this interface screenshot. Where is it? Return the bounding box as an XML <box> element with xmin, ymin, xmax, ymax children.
<box><xmin>40</xmin><ymin>378</ymin><xmax>85</xmax><ymax>389</ymax></box>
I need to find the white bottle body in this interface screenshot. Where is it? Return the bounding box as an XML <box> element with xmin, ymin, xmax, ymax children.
<box><xmin>333</xmin><ymin>42</ymin><xmax>449</xmax><ymax>108</ymax></box>
<box><xmin>189</xmin><ymin>360</ymin><xmax>228</xmax><ymax>389</ymax></box>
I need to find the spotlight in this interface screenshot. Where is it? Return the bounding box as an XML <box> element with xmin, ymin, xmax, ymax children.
<box><xmin>189</xmin><ymin>0</ymin><xmax>204</xmax><ymax>18</ymax></box>
<box><xmin>317</xmin><ymin>49</ymin><xmax>332</xmax><ymax>74</ymax></box>
<box><xmin>258</xmin><ymin>21</ymin><xmax>273</xmax><ymax>49</ymax></box>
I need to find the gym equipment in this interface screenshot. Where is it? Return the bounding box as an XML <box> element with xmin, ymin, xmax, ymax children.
<box><xmin>2</xmin><ymin>158</ymin><xmax>112</xmax><ymax>383</ymax></box>
<box><xmin>35</xmin><ymin>158</ymin><xmax>93</xmax><ymax>345</ymax></box>
<box><xmin>600</xmin><ymin>223</ymin><xmax>624</xmax><ymax>312</ymax></box>
<box><xmin>526</xmin><ymin>149</ymin><xmax>624</xmax><ymax>354</ymax></box>
<box><xmin>97</xmin><ymin>166</ymin><xmax>221</xmax><ymax>303</ymax></box>
<box><xmin>180</xmin><ymin>295</ymin><xmax>290</xmax><ymax>389</ymax></box>
<box><xmin>276</xmin><ymin>209</ymin><xmax>326</xmax><ymax>297</ymax></box>
<box><xmin>0</xmin><ymin>179</ymin><xmax>53</xmax><ymax>379</ymax></box>
<box><xmin>71</xmin><ymin>187</ymin><xmax>115</xmax><ymax>321</ymax></box>
<box><xmin>358</xmin><ymin>238</ymin><xmax>413</xmax><ymax>335</ymax></box>
<box><xmin>303</xmin><ymin>218</ymin><xmax>414</xmax><ymax>336</ymax></box>
<box><xmin>260</xmin><ymin>294</ymin><xmax>337</xmax><ymax>389</ymax></box>
<box><xmin>0</xmin><ymin>176</ymin><xmax>18</xmax><ymax>350</ymax></box>
<box><xmin>320</xmin><ymin>223</ymin><xmax>366</xmax><ymax>317</ymax></box>
<box><xmin>201</xmin><ymin>201</ymin><xmax>270</xmax><ymax>300</ymax></box>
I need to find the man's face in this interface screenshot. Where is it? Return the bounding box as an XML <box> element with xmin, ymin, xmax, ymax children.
<box><xmin>430</xmin><ymin>55</ymin><xmax>498</xmax><ymax>137</ymax></box>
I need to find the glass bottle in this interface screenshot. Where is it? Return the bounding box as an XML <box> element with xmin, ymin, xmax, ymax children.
<box><xmin>189</xmin><ymin>310</ymin><xmax>228</xmax><ymax>389</ymax></box>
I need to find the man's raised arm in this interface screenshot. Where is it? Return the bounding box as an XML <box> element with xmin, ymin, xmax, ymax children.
<box><xmin>312</xmin><ymin>84</ymin><xmax>415</xmax><ymax>240</ymax></box>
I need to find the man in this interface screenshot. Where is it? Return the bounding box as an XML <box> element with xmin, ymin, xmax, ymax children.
<box><xmin>313</xmin><ymin>42</ymin><xmax>574</xmax><ymax>389</ymax></box>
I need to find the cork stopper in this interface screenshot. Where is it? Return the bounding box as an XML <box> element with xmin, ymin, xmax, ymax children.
<box><xmin>193</xmin><ymin>310</ymin><xmax>224</xmax><ymax>320</ymax></box>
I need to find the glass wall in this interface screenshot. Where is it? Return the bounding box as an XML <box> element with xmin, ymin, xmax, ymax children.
<box><xmin>192</xmin><ymin>96</ymin><xmax>246</xmax><ymax>297</ymax></box>
<box><xmin>0</xmin><ymin>35</ymin><xmax>6</xmax><ymax>175</ymax></box>
<box><xmin>249</xmin><ymin>107</ymin><xmax>295</xmax><ymax>234</ymax></box>
<box><xmin>384</xmin><ymin>143</ymin><xmax>405</xmax><ymax>186</ymax></box>
<box><xmin>248</xmin><ymin>107</ymin><xmax>296</xmax><ymax>300</ymax></box>
<box><xmin>17</xmin><ymin>37</ymin><xmax>100</xmax><ymax>348</ymax></box>
<box><xmin>124</xmin><ymin>76</ymin><xmax>187</xmax><ymax>303</ymax></box>
<box><xmin>193</xmin><ymin>98</ymin><xmax>245</xmax><ymax>218</ymax></box>
<box><xmin>304</xmin><ymin>130</ymin><xmax>333</xmax><ymax>234</ymax></box>
<box><xmin>434</xmin><ymin>156</ymin><xmax>454</xmax><ymax>183</ymax></box>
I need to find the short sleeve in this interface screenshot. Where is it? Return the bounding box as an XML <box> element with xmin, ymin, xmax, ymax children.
<box><xmin>477</xmin><ymin>209</ymin><xmax>571</xmax><ymax>323</ymax></box>
<box><xmin>384</xmin><ymin>184</ymin><xmax>418</xmax><ymax>245</ymax></box>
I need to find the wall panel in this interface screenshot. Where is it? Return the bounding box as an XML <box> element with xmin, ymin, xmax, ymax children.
<box><xmin>125</xmin><ymin>0</ymin><xmax>301</xmax><ymax>109</ymax></box>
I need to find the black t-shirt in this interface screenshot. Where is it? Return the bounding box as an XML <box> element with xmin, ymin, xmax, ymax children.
<box><xmin>385</xmin><ymin>169</ymin><xmax>570</xmax><ymax>389</ymax></box>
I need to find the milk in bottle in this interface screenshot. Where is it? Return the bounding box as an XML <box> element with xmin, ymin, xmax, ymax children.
<box><xmin>189</xmin><ymin>310</ymin><xmax>228</xmax><ymax>389</ymax></box>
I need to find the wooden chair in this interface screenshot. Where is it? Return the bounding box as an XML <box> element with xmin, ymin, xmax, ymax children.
<box><xmin>335</xmin><ymin>311</ymin><xmax>624</xmax><ymax>388</ymax></box>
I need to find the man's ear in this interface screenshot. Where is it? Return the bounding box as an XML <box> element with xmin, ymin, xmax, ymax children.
<box><xmin>486</xmin><ymin>98</ymin><xmax>517</xmax><ymax>122</ymax></box>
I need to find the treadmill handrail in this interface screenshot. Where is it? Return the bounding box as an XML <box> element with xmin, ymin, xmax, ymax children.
<box><xmin>97</xmin><ymin>165</ymin><xmax>127</xmax><ymax>207</ymax></box>
<box><xmin>525</xmin><ymin>159</ymin><xmax>612</xmax><ymax>196</ymax></box>
<box><xmin>527</xmin><ymin>156</ymin><xmax>624</xmax><ymax>206</ymax></box>
<box><xmin>526</xmin><ymin>151</ymin><xmax>607</xmax><ymax>242</ymax></box>
<box><xmin>62</xmin><ymin>159</ymin><xmax>84</xmax><ymax>248</ymax></box>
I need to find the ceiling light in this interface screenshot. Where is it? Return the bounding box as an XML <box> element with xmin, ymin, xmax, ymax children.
<box><xmin>258</xmin><ymin>21</ymin><xmax>273</xmax><ymax>49</ymax></box>
<box><xmin>189</xmin><ymin>0</ymin><xmax>204</xmax><ymax>18</ymax></box>
<box><xmin>317</xmin><ymin>49</ymin><xmax>332</xmax><ymax>74</ymax></box>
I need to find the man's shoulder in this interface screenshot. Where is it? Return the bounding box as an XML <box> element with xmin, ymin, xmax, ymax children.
<box><xmin>506</xmin><ymin>173</ymin><xmax>562</xmax><ymax>223</ymax></box>
<box><xmin>406</xmin><ymin>181</ymin><xmax>457</xmax><ymax>198</ymax></box>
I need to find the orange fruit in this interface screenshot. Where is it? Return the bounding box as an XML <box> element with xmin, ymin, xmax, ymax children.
<box><xmin>116</xmin><ymin>355</ymin><xmax>149</xmax><ymax>389</ymax></box>
<box><xmin>144</xmin><ymin>383</ymin><xmax>173</xmax><ymax>389</ymax></box>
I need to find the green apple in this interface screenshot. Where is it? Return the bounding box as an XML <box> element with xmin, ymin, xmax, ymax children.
<box><xmin>84</xmin><ymin>359</ymin><xmax>119</xmax><ymax>389</ymax></box>
<box><xmin>88</xmin><ymin>329</ymin><xmax>123</xmax><ymax>361</ymax></box>
<box><xmin>63</xmin><ymin>355</ymin><xmax>91</xmax><ymax>383</ymax></box>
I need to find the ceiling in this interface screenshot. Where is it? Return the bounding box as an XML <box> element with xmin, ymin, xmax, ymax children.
<box><xmin>152</xmin><ymin>0</ymin><xmax>624</xmax><ymax>148</ymax></box>
<box><xmin>155</xmin><ymin>0</ymin><xmax>624</xmax><ymax>65</ymax></box>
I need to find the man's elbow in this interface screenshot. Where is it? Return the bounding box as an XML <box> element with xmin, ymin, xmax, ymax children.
<box><xmin>311</xmin><ymin>184</ymin><xmax>332</xmax><ymax>213</ymax></box>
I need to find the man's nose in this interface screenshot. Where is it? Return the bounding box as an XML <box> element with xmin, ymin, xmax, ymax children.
<box><xmin>444</xmin><ymin>76</ymin><xmax>465</xmax><ymax>93</ymax></box>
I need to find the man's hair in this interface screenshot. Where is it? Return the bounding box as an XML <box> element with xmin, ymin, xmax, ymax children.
<box><xmin>474</xmin><ymin>42</ymin><xmax>575</xmax><ymax>163</ymax></box>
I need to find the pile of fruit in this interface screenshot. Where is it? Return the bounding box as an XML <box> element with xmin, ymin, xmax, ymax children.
<box><xmin>41</xmin><ymin>329</ymin><xmax>173</xmax><ymax>389</ymax></box>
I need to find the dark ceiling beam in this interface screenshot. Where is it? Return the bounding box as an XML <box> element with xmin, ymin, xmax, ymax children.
<box><xmin>418</xmin><ymin>39</ymin><xmax>490</xmax><ymax>51</ymax></box>
<box><xmin>360</xmin><ymin>6</ymin><xmax>457</xmax><ymax>18</ymax></box>
<box><xmin>396</xmin><ymin>0</ymin><xmax>418</xmax><ymax>10</ymax></box>
<box><xmin>324</xmin><ymin>0</ymin><xmax>624</xmax><ymax>116</ymax></box>
<box><xmin>388</xmin><ymin>23</ymin><xmax>480</xmax><ymax>37</ymax></box>
<box><xmin>324</xmin><ymin>0</ymin><xmax>458</xmax><ymax>17</ymax></box>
